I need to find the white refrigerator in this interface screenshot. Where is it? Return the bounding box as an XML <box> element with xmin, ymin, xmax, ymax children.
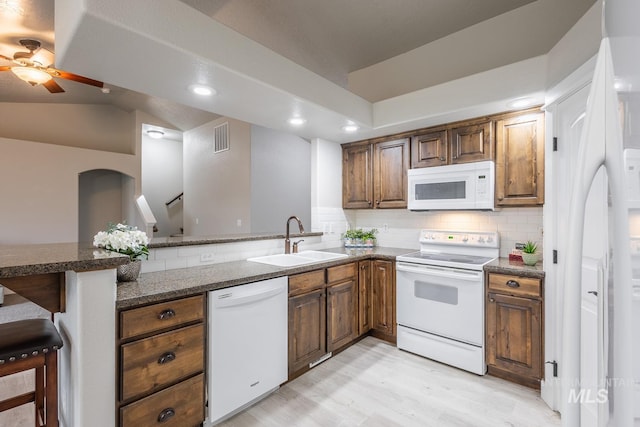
<box><xmin>561</xmin><ymin>0</ymin><xmax>639</xmax><ymax>426</ymax></box>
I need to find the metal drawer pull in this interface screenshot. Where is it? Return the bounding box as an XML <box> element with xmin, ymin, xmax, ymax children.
<box><xmin>158</xmin><ymin>309</ymin><xmax>176</xmax><ymax>320</ymax></box>
<box><xmin>158</xmin><ymin>352</ymin><xmax>176</xmax><ymax>364</ymax></box>
<box><xmin>506</xmin><ymin>280</ymin><xmax>520</xmax><ymax>288</ymax></box>
<box><xmin>157</xmin><ymin>407</ymin><xmax>175</xmax><ymax>423</ymax></box>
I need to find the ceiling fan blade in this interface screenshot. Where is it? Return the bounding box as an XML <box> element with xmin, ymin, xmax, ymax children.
<box><xmin>0</xmin><ymin>66</ymin><xmax>11</xmax><ymax>72</ymax></box>
<box><xmin>0</xmin><ymin>54</ymin><xmax>13</xmax><ymax>62</ymax></box>
<box><xmin>43</xmin><ymin>79</ymin><xmax>65</xmax><ymax>93</ymax></box>
<box><xmin>53</xmin><ymin>69</ymin><xmax>104</xmax><ymax>88</ymax></box>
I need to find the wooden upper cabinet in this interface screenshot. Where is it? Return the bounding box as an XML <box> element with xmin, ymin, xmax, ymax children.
<box><xmin>495</xmin><ymin>112</ymin><xmax>544</xmax><ymax>206</ymax></box>
<box><xmin>450</xmin><ymin>121</ymin><xmax>493</xmax><ymax>164</ymax></box>
<box><xmin>373</xmin><ymin>138</ymin><xmax>410</xmax><ymax>209</ymax></box>
<box><xmin>343</xmin><ymin>144</ymin><xmax>373</xmax><ymax>209</ymax></box>
<box><xmin>411</xmin><ymin>130</ymin><xmax>448</xmax><ymax>168</ymax></box>
<box><xmin>343</xmin><ymin>138</ymin><xmax>409</xmax><ymax>209</ymax></box>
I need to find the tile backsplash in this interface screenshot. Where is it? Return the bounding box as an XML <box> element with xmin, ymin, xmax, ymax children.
<box><xmin>326</xmin><ymin>207</ymin><xmax>543</xmax><ymax>258</ymax></box>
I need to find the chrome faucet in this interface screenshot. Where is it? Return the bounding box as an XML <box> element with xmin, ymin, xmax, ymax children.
<box><xmin>285</xmin><ymin>216</ymin><xmax>305</xmax><ymax>254</ymax></box>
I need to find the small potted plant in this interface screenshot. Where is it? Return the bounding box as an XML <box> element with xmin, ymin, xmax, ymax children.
<box><xmin>343</xmin><ymin>228</ymin><xmax>378</xmax><ymax>248</ymax></box>
<box><xmin>362</xmin><ymin>228</ymin><xmax>378</xmax><ymax>248</ymax></box>
<box><xmin>521</xmin><ymin>241</ymin><xmax>538</xmax><ymax>266</ymax></box>
<box><xmin>93</xmin><ymin>223</ymin><xmax>149</xmax><ymax>281</ymax></box>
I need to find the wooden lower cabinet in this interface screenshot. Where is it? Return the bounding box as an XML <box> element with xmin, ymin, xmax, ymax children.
<box><xmin>288</xmin><ymin>288</ymin><xmax>327</xmax><ymax>376</ymax></box>
<box><xmin>486</xmin><ymin>273</ymin><xmax>543</xmax><ymax>388</ymax></box>
<box><xmin>120</xmin><ymin>374</ymin><xmax>204</xmax><ymax>427</ymax></box>
<box><xmin>370</xmin><ymin>260</ymin><xmax>396</xmax><ymax>341</ymax></box>
<box><xmin>358</xmin><ymin>260</ymin><xmax>372</xmax><ymax>335</ymax></box>
<box><xmin>326</xmin><ymin>263</ymin><xmax>358</xmax><ymax>352</ymax></box>
<box><xmin>117</xmin><ymin>294</ymin><xmax>206</xmax><ymax>427</ymax></box>
<box><xmin>288</xmin><ymin>260</ymin><xmax>393</xmax><ymax>378</ymax></box>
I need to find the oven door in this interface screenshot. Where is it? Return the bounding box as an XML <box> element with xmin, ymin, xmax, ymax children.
<box><xmin>396</xmin><ymin>261</ymin><xmax>484</xmax><ymax>346</ymax></box>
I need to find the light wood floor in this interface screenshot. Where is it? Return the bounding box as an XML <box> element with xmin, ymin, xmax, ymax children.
<box><xmin>219</xmin><ymin>337</ymin><xmax>561</xmax><ymax>427</ymax></box>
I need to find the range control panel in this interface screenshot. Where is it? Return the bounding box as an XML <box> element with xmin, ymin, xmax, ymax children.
<box><xmin>419</xmin><ymin>229</ymin><xmax>500</xmax><ymax>248</ymax></box>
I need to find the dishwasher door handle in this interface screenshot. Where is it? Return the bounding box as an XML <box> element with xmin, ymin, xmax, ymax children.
<box><xmin>213</xmin><ymin>285</ymin><xmax>285</xmax><ymax>308</ymax></box>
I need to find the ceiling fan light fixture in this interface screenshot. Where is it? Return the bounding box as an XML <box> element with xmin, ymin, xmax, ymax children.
<box><xmin>11</xmin><ymin>66</ymin><xmax>52</xmax><ymax>86</ymax></box>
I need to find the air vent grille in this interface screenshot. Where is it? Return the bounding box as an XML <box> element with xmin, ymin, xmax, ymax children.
<box><xmin>214</xmin><ymin>122</ymin><xmax>229</xmax><ymax>153</ymax></box>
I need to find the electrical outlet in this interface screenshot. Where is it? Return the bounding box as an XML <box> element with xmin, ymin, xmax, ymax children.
<box><xmin>200</xmin><ymin>253</ymin><xmax>214</xmax><ymax>262</ymax></box>
<box><xmin>237</xmin><ymin>219</ymin><xmax>242</xmax><ymax>227</ymax></box>
<box><xmin>383</xmin><ymin>224</ymin><xmax>388</xmax><ymax>233</ymax></box>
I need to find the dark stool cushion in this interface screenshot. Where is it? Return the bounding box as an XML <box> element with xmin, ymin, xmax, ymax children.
<box><xmin>0</xmin><ymin>319</ymin><xmax>63</xmax><ymax>364</ymax></box>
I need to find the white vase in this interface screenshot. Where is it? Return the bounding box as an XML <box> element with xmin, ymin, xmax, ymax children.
<box><xmin>522</xmin><ymin>252</ymin><xmax>538</xmax><ymax>266</ymax></box>
<box><xmin>117</xmin><ymin>260</ymin><xmax>142</xmax><ymax>282</ymax></box>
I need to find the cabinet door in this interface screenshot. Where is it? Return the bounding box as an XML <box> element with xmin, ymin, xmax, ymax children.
<box><xmin>486</xmin><ymin>292</ymin><xmax>542</xmax><ymax>381</ymax></box>
<box><xmin>358</xmin><ymin>260</ymin><xmax>372</xmax><ymax>335</ymax></box>
<box><xmin>495</xmin><ymin>113</ymin><xmax>545</xmax><ymax>206</ymax></box>
<box><xmin>288</xmin><ymin>289</ymin><xmax>326</xmax><ymax>375</ymax></box>
<box><xmin>371</xmin><ymin>260</ymin><xmax>395</xmax><ymax>338</ymax></box>
<box><xmin>373</xmin><ymin>138</ymin><xmax>410</xmax><ymax>208</ymax></box>
<box><xmin>327</xmin><ymin>279</ymin><xmax>358</xmax><ymax>351</ymax></box>
<box><xmin>449</xmin><ymin>121</ymin><xmax>493</xmax><ymax>164</ymax></box>
<box><xmin>343</xmin><ymin>144</ymin><xmax>373</xmax><ymax>209</ymax></box>
<box><xmin>411</xmin><ymin>130</ymin><xmax>448</xmax><ymax>168</ymax></box>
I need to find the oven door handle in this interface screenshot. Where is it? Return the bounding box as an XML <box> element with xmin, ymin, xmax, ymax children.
<box><xmin>396</xmin><ymin>262</ymin><xmax>482</xmax><ymax>281</ymax></box>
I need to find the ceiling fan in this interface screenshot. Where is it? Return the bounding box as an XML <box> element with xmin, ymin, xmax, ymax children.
<box><xmin>0</xmin><ymin>39</ymin><xmax>104</xmax><ymax>93</ymax></box>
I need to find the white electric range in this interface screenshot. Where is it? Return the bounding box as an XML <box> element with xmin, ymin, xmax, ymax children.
<box><xmin>396</xmin><ymin>229</ymin><xmax>499</xmax><ymax>375</ymax></box>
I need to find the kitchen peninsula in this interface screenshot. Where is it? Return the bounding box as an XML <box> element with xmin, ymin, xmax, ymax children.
<box><xmin>0</xmin><ymin>237</ymin><xmax>411</xmax><ymax>427</ymax></box>
<box><xmin>0</xmin><ymin>243</ymin><xmax>128</xmax><ymax>427</ymax></box>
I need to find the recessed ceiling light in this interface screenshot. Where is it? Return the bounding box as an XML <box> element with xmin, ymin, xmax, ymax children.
<box><xmin>508</xmin><ymin>97</ymin><xmax>534</xmax><ymax>109</ymax></box>
<box><xmin>147</xmin><ymin>130</ymin><xmax>165</xmax><ymax>139</ymax></box>
<box><xmin>288</xmin><ymin>116</ymin><xmax>306</xmax><ymax>126</ymax></box>
<box><xmin>189</xmin><ymin>84</ymin><xmax>216</xmax><ymax>96</ymax></box>
<box><xmin>342</xmin><ymin>122</ymin><xmax>359</xmax><ymax>133</ymax></box>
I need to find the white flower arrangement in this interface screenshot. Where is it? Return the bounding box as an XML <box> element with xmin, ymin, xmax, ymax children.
<box><xmin>93</xmin><ymin>223</ymin><xmax>149</xmax><ymax>261</ymax></box>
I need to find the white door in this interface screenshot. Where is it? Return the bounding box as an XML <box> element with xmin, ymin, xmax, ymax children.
<box><xmin>552</xmin><ymin>83</ymin><xmax>610</xmax><ymax>425</ymax></box>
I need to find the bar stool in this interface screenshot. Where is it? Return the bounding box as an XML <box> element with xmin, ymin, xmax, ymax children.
<box><xmin>0</xmin><ymin>318</ymin><xmax>63</xmax><ymax>427</ymax></box>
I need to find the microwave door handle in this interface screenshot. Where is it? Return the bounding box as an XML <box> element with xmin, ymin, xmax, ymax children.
<box><xmin>396</xmin><ymin>262</ymin><xmax>482</xmax><ymax>281</ymax></box>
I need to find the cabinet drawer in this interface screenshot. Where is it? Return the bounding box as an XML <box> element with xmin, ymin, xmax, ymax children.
<box><xmin>289</xmin><ymin>269</ymin><xmax>325</xmax><ymax>296</ymax></box>
<box><xmin>488</xmin><ymin>273</ymin><xmax>541</xmax><ymax>298</ymax></box>
<box><xmin>120</xmin><ymin>373</ymin><xmax>204</xmax><ymax>427</ymax></box>
<box><xmin>121</xmin><ymin>324</ymin><xmax>204</xmax><ymax>401</ymax></box>
<box><xmin>327</xmin><ymin>262</ymin><xmax>357</xmax><ymax>284</ymax></box>
<box><xmin>120</xmin><ymin>295</ymin><xmax>205</xmax><ymax>339</ymax></box>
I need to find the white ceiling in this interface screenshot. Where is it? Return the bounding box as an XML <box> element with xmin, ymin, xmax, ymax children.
<box><xmin>180</xmin><ymin>0</ymin><xmax>537</xmax><ymax>87</ymax></box>
<box><xmin>1</xmin><ymin>0</ymin><xmax>596</xmax><ymax>138</ymax></box>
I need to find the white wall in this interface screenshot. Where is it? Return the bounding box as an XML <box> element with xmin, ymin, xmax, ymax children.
<box><xmin>310</xmin><ymin>138</ymin><xmax>348</xmax><ymax>245</ymax></box>
<box><xmin>78</xmin><ymin>169</ymin><xmax>126</xmax><ymax>242</ymax></box>
<box><xmin>250</xmin><ymin>125</ymin><xmax>311</xmax><ymax>233</ymax></box>
<box><xmin>0</xmin><ymin>103</ymin><xmax>134</xmax><ymax>153</ymax></box>
<box><xmin>142</xmin><ymin>134</ymin><xmax>183</xmax><ymax>236</ymax></box>
<box><xmin>0</xmin><ymin>137</ymin><xmax>139</xmax><ymax>244</ymax></box>
<box><xmin>183</xmin><ymin>117</ymin><xmax>252</xmax><ymax>235</ymax></box>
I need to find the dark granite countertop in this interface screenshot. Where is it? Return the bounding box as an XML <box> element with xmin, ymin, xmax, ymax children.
<box><xmin>484</xmin><ymin>257</ymin><xmax>545</xmax><ymax>279</ymax></box>
<box><xmin>116</xmin><ymin>247</ymin><xmax>414</xmax><ymax>309</ymax></box>
<box><xmin>0</xmin><ymin>243</ymin><xmax>129</xmax><ymax>278</ymax></box>
<box><xmin>149</xmin><ymin>232</ymin><xmax>321</xmax><ymax>248</ymax></box>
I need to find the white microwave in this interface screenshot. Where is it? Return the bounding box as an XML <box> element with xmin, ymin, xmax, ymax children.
<box><xmin>407</xmin><ymin>161</ymin><xmax>496</xmax><ymax>211</ymax></box>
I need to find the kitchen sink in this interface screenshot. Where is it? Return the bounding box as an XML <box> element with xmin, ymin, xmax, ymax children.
<box><xmin>247</xmin><ymin>251</ymin><xmax>347</xmax><ymax>267</ymax></box>
<box><xmin>294</xmin><ymin>251</ymin><xmax>348</xmax><ymax>261</ymax></box>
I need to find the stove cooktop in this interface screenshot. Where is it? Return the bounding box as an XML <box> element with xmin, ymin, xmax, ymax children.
<box><xmin>396</xmin><ymin>229</ymin><xmax>500</xmax><ymax>270</ymax></box>
<box><xmin>396</xmin><ymin>251</ymin><xmax>496</xmax><ymax>270</ymax></box>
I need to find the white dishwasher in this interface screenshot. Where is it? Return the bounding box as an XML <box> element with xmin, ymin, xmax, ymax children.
<box><xmin>207</xmin><ymin>276</ymin><xmax>288</xmax><ymax>425</ymax></box>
